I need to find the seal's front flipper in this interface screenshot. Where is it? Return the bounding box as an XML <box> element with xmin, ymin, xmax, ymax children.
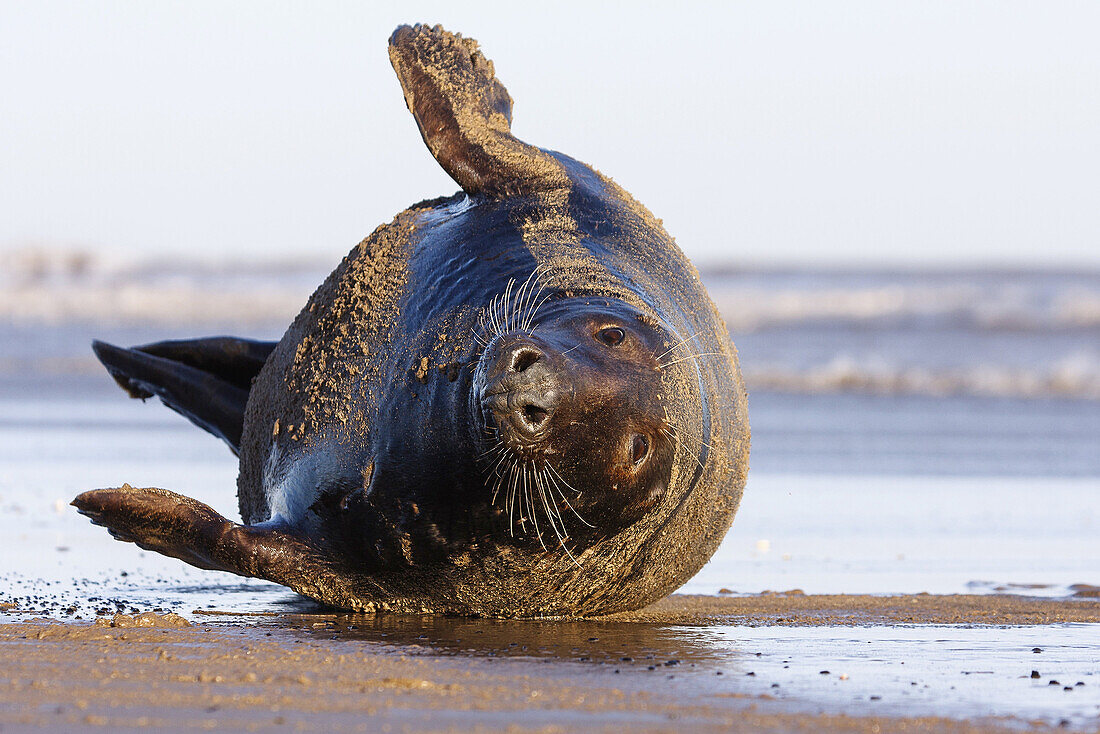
<box><xmin>72</xmin><ymin>486</ymin><xmax>357</xmax><ymax>603</ymax></box>
<box><xmin>73</xmin><ymin>485</ymin><xmax>233</xmax><ymax>571</ymax></box>
<box><xmin>388</xmin><ymin>24</ymin><xmax>569</xmax><ymax>198</ymax></box>
<box><xmin>92</xmin><ymin>337</ymin><xmax>276</xmax><ymax>454</ymax></box>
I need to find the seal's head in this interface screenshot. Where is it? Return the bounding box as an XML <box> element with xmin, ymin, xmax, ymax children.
<box><xmin>473</xmin><ymin>283</ymin><xmax>676</xmax><ymax>549</ymax></box>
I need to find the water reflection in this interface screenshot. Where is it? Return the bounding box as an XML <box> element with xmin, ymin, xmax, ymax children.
<box><xmin>263</xmin><ymin>611</ymin><xmax>747</xmax><ymax>672</ymax></box>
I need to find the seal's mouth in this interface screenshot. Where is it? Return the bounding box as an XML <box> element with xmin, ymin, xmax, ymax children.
<box><xmin>483</xmin><ymin>393</ymin><xmax>548</xmax><ymax>440</ymax></box>
<box><xmin>480</xmin><ymin>384</ymin><xmax>561</xmax><ymax>449</ymax></box>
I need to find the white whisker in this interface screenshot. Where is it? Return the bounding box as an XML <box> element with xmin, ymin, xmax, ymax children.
<box><xmin>503</xmin><ymin>461</ymin><xmax>515</xmax><ymax>536</ymax></box>
<box><xmin>654</xmin><ymin>332</ymin><xmax>701</xmax><ymax>362</ymax></box>
<box><xmin>658</xmin><ymin>352</ymin><xmax>724</xmax><ymax>370</ymax></box>
<box><xmin>524</xmin><ymin>463</ymin><xmax>547</xmax><ymax>551</ymax></box>
<box><xmin>546</xmin><ymin>463</ymin><xmax>594</xmax><ymax>528</ymax></box>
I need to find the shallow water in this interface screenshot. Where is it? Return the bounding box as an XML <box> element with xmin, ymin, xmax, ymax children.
<box><xmin>277</xmin><ymin>616</ymin><xmax>1100</xmax><ymax>727</ymax></box>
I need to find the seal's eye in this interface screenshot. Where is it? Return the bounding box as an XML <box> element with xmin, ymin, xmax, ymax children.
<box><xmin>596</xmin><ymin>327</ymin><xmax>625</xmax><ymax>347</ymax></box>
<box><xmin>631</xmin><ymin>434</ymin><xmax>650</xmax><ymax>466</ymax></box>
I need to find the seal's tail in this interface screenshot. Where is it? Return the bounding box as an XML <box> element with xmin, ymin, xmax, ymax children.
<box><xmin>91</xmin><ymin>336</ymin><xmax>276</xmax><ymax>455</ymax></box>
<box><xmin>388</xmin><ymin>23</ymin><xmax>570</xmax><ymax>199</ymax></box>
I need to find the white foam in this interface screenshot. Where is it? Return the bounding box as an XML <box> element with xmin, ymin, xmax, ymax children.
<box><xmin>744</xmin><ymin>354</ymin><xmax>1100</xmax><ymax>400</ymax></box>
<box><xmin>0</xmin><ymin>247</ymin><xmax>322</xmax><ymax>327</ymax></box>
<box><xmin>711</xmin><ymin>281</ymin><xmax>1100</xmax><ymax>331</ymax></box>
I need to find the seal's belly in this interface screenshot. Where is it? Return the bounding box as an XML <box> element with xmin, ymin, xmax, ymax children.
<box><xmin>260</xmin><ymin>438</ymin><xmax>355</xmax><ymax>525</ymax></box>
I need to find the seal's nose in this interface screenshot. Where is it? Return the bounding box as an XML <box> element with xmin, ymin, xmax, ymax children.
<box><xmin>483</xmin><ymin>340</ymin><xmax>565</xmax><ymax>441</ymax></box>
<box><xmin>506</xmin><ymin>345</ymin><xmax>553</xmax><ymax>433</ymax></box>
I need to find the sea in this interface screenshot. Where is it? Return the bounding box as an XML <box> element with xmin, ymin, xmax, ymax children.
<box><xmin>1</xmin><ymin>252</ymin><xmax>1098</xmax><ymax>725</ymax></box>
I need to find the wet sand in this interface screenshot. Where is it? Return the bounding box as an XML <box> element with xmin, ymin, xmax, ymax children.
<box><xmin>616</xmin><ymin>591</ymin><xmax>1100</xmax><ymax>625</ymax></box>
<box><xmin>2</xmin><ymin>594</ymin><xmax>1098</xmax><ymax>733</ymax></box>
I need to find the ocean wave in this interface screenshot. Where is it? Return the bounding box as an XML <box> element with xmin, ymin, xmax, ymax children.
<box><xmin>744</xmin><ymin>355</ymin><xmax>1100</xmax><ymax>400</ymax></box>
<box><xmin>5</xmin><ymin>274</ymin><xmax>1100</xmax><ymax>332</ymax></box>
<box><xmin>0</xmin><ymin>248</ymin><xmax>318</xmax><ymax>327</ymax></box>
<box><xmin>4</xmin><ymin>248</ymin><xmax>1100</xmax><ymax>332</ymax></box>
<box><xmin>4</xmin><ymin>249</ymin><xmax>1100</xmax><ymax>400</ymax></box>
<box><xmin>4</xmin><ymin>353</ymin><xmax>1095</xmax><ymax>400</ymax></box>
<box><xmin>0</xmin><ymin>280</ymin><xmax>306</xmax><ymax>327</ymax></box>
<box><xmin>711</xmin><ymin>285</ymin><xmax>1100</xmax><ymax>332</ymax></box>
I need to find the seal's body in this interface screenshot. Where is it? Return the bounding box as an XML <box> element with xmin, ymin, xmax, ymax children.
<box><xmin>75</xmin><ymin>24</ymin><xmax>749</xmax><ymax>616</ymax></box>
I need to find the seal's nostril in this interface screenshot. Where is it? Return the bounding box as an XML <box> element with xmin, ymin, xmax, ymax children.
<box><xmin>522</xmin><ymin>404</ymin><xmax>549</xmax><ymax>428</ymax></box>
<box><xmin>511</xmin><ymin>348</ymin><xmax>541</xmax><ymax>373</ymax></box>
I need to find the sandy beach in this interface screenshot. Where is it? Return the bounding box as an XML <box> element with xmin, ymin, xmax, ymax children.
<box><xmin>1</xmin><ymin>594</ymin><xmax>1097</xmax><ymax>733</ymax></box>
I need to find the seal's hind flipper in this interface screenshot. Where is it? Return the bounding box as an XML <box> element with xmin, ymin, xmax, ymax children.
<box><xmin>389</xmin><ymin>24</ymin><xmax>569</xmax><ymax>198</ymax></box>
<box><xmin>72</xmin><ymin>486</ymin><xmax>359</xmax><ymax>603</ymax></box>
<box><xmin>126</xmin><ymin>337</ymin><xmax>275</xmax><ymax>390</ymax></box>
<box><xmin>92</xmin><ymin>337</ymin><xmax>276</xmax><ymax>454</ymax></box>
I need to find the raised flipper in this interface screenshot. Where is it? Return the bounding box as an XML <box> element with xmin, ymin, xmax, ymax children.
<box><xmin>388</xmin><ymin>23</ymin><xmax>570</xmax><ymax>198</ymax></box>
<box><xmin>72</xmin><ymin>486</ymin><xmax>363</xmax><ymax>605</ymax></box>
<box><xmin>92</xmin><ymin>337</ymin><xmax>276</xmax><ymax>455</ymax></box>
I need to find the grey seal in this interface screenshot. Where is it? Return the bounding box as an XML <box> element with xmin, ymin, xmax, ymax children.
<box><xmin>74</xmin><ymin>23</ymin><xmax>749</xmax><ymax>617</ymax></box>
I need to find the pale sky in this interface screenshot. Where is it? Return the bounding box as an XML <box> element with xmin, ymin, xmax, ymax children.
<box><xmin>2</xmin><ymin>1</ymin><xmax>1098</xmax><ymax>267</ymax></box>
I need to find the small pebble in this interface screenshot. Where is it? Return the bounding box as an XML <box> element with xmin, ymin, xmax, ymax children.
<box><xmin>1031</xmin><ymin>670</ymin><xmax>1041</xmax><ymax>679</ymax></box>
<box><xmin>820</xmin><ymin>670</ymin><xmax>830</xmax><ymax>675</ymax></box>
<box><xmin>1049</xmin><ymin>680</ymin><xmax>1060</xmax><ymax>686</ymax></box>
<box><xmin>1032</xmin><ymin>648</ymin><xmax>1042</xmax><ymax>653</ymax></box>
